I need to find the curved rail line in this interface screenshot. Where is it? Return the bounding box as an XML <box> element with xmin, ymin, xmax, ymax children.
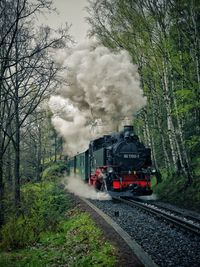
<box><xmin>140</xmin><ymin>200</ymin><xmax>200</xmax><ymax>226</ymax></box>
<box><xmin>113</xmin><ymin>197</ymin><xmax>200</xmax><ymax>237</ymax></box>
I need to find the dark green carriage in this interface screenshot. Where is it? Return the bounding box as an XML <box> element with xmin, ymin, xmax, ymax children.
<box><xmin>68</xmin><ymin>150</ymin><xmax>89</xmax><ymax>181</ymax></box>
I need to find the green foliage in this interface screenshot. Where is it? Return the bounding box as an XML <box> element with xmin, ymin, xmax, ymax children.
<box><xmin>175</xmin><ymin>89</ymin><xmax>198</xmax><ymax>115</ymax></box>
<box><xmin>41</xmin><ymin>161</ymin><xmax>68</xmax><ymax>181</ymax></box>
<box><xmin>0</xmin><ymin>182</ymin><xmax>72</xmax><ymax>250</ymax></box>
<box><xmin>87</xmin><ymin>0</ymin><xmax>200</xmax><ymax>194</ymax></box>
<box><xmin>47</xmin><ymin>212</ymin><xmax>116</xmax><ymax>266</ymax></box>
<box><xmin>192</xmin><ymin>156</ymin><xmax>200</xmax><ymax>177</ymax></box>
<box><xmin>0</xmin><ymin>216</ymin><xmax>38</xmax><ymax>249</ymax></box>
<box><xmin>154</xmin><ymin>174</ymin><xmax>200</xmax><ymax>211</ymax></box>
<box><xmin>0</xmin><ymin>179</ymin><xmax>117</xmax><ymax>266</ymax></box>
<box><xmin>0</xmin><ymin>210</ymin><xmax>117</xmax><ymax>267</ymax></box>
<box><xmin>187</xmin><ymin>135</ymin><xmax>200</xmax><ymax>154</ymax></box>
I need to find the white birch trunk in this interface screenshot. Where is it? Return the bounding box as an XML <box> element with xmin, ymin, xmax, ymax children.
<box><xmin>162</xmin><ymin>61</ymin><xmax>178</xmax><ymax>170</ymax></box>
<box><xmin>170</xmin><ymin>77</ymin><xmax>186</xmax><ymax>174</ymax></box>
<box><xmin>144</xmin><ymin>109</ymin><xmax>158</xmax><ymax>168</ymax></box>
<box><xmin>156</xmin><ymin>112</ymin><xmax>171</xmax><ymax>171</ymax></box>
<box><xmin>190</xmin><ymin>5</ymin><xmax>200</xmax><ymax>130</ymax></box>
<box><xmin>144</xmin><ymin>110</ymin><xmax>151</xmax><ymax>148</ymax></box>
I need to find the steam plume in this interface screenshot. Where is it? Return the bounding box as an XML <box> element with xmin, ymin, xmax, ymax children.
<box><xmin>63</xmin><ymin>175</ymin><xmax>111</xmax><ymax>200</ymax></box>
<box><xmin>49</xmin><ymin>39</ymin><xmax>146</xmax><ymax>156</ymax></box>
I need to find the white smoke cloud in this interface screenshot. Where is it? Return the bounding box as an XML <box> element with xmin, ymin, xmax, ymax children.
<box><xmin>63</xmin><ymin>175</ymin><xmax>111</xmax><ymax>200</ymax></box>
<box><xmin>49</xmin><ymin>39</ymin><xmax>146</xmax><ymax>156</ymax></box>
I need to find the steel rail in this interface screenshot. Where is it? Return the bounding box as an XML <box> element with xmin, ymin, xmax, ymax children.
<box><xmin>113</xmin><ymin>197</ymin><xmax>200</xmax><ymax>237</ymax></box>
<box><xmin>143</xmin><ymin>201</ymin><xmax>200</xmax><ymax>226</ymax></box>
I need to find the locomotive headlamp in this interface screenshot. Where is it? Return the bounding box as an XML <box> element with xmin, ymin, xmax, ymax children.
<box><xmin>108</xmin><ymin>167</ymin><xmax>114</xmax><ymax>173</ymax></box>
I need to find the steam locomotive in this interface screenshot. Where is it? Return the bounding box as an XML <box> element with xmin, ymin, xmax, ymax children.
<box><xmin>68</xmin><ymin>125</ymin><xmax>153</xmax><ymax>196</ymax></box>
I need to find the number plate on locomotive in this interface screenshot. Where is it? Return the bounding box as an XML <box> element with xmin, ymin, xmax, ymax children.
<box><xmin>123</xmin><ymin>154</ymin><xmax>139</xmax><ymax>158</ymax></box>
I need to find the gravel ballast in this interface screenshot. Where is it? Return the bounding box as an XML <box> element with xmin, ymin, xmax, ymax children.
<box><xmin>89</xmin><ymin>199</ymin><xmax>200</xmax><ymax>267</ymax></box>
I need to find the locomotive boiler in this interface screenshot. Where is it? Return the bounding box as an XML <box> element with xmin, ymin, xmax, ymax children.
<box><xmin>68</xmin><ymin>125</ymin><xmax>153</xmax><ymax>196</ymax></box>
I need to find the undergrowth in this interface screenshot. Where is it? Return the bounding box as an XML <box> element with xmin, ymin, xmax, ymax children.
<box><xmin>0</xmin><ymin>182</ymin><xmax>71</xmax><ymax>250</ymax></box>
<box><xmin>0</xmin><ymin>211</ymin><xmax>116</xmax><ymax>267</ymax></box>
<box><xmin>41</xmin><ymin>161</ymin><xmax>68</xmax><ymax>181</ymax></box>
<box><xmin>0</xmin><ymin>163</ymin><xmax>117</xmax><ymax>266</ymax></box>
<box><xmin>153</xmin><ymin>173</ymin><xmax>200</xmax><ymax>212</ymax></box>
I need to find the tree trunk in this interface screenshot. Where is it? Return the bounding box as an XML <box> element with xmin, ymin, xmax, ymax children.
<box><xmin>14</xmin><ymin>28</ymin><xmax>21</xmax><ymax>210</ymax></box>
<box><xmin>5</xmin><ymin>128</ymin><xmax>13</xmax><ymax>188</ymax></box>
<box><xmin>173</xmin><ymin>86</ymin><xmax>193</xmax><ymax>183</ymax></box>
<box><xmin>0</xmin><ymin>154</ymin><xmax>4</xmax><ymax>226</ymax></box>
<box><xmin>144</xmin><ymin>108</ymin><xmax>158</xmax><ymax>169</ymax></box>
<box><xmin>14</xmin><ymin>124</ymin><xmax>20</xmax><ymax>210</ymax></box>
<box><xmin>162</xmin><ymin>61</ymin><xmax>178</xmax><ymax>170</ymax></box>
<box><xmin>156</xmin><ymin>112</ymin><xmax>171</xmax><ymax>172</ymax></box>
<box><xmin>59</xmin><ymin>138</ymin><xmax>63</xmax><ymax>160</ymax></box>
<box><xmin>36</xmin><ymin>126</ymin><xmax>42</xmax><ymax>181</ymax></box>
<box><xmin>54</xmin><ymin>133</ymin><xmax>57</xmax><ymax>162</ymax></box>
<box><xmin>144</xmin><ymin>109</ymin><xmax>151</xmax><ymax>148</ymax></box>
<box><xmin>190</xmin><ymin>5</ymin><xmax>200</xmax><ymax>130</ymax></box>
<box><xmin>142</xmin><ymin>123</ymin><xmax>148</xmax><ymax>145</ymax></box>
<box><xmin>170</xmin><ymin>77</ymin><xmax>186</xmax><ymax>175</ymax></box>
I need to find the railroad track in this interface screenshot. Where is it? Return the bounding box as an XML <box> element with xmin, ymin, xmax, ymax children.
<box><xmin>113</xmin><ymin>196</ymin><xmax>200</xmax><ymax>237</ymax></box>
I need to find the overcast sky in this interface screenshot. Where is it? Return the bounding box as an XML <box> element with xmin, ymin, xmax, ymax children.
<box><xmin>38</xmin><ymin>0</ymin><xmax>90</xmax><ymax>43</ymax></box>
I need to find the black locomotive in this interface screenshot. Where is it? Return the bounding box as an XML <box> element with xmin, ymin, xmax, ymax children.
<box><xmin>68</xmin><ymin>125</ymin><xmax>153</xmax><ymax>196</ymax></box>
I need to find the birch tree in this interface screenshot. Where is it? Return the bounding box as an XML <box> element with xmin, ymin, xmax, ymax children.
<box><xmin>87</xmin><ymin>0</ymin><xmax>199</xmax><ymax>183</ymax></box>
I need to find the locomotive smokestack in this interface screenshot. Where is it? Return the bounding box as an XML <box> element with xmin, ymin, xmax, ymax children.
<box><xmin>124</xmin><ymin>125</ymin><xmax>134</xmax><ymax>134</ymax></box>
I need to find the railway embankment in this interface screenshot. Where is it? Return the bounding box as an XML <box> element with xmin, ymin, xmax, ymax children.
<box><xmin>152</xmin><ymin>174</ymin><xmax>200</xmax><ymax>212</ymax></box>
<box><xmin>0</xmin><ymin>163</ymin><xmax>119</xmax><ymax>267</ymax></box>
<box><xmin>0</xmin><ymin>184</ymin><xmax>118</xmax><ymax>266</ymax></box>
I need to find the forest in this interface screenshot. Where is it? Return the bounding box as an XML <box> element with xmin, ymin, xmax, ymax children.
<box><xmin>87</xmin><ymin>0</ymin><xmax>200</xmax><ymax>202</ymax></box>
<box><xmin>0</xmin><ymin>0</ymin><xmax>200</xmax><ymax>264</ymax></box>
<box><xmin>0</xmin><ymin>0</ymin><xmax>70</xmax><ymax>227</ymax></box>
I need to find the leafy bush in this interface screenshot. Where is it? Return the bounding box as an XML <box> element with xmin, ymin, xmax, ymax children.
<box><xmin>41</xmin><ymin>161</ymin><xmax>68</xmax><ymax>181</ymax></box>
<box><xmin>154</xmin><ymin>173</ymin><xmax>200</xmax><ymax>212</ymax></box>
<box><xmin>0</xmin><ymin>210</ymin><xmax>117</xmax><ymax>267</ymax></box>
<box><xmin>0</xmin><ymin>215</ymin><xmax>38</xmax><ymax>249</ymax></box>
<box><xmin>0</xmin><ymin>182</ymin><xmax>73</xmax><ymax>250</ymax></box>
